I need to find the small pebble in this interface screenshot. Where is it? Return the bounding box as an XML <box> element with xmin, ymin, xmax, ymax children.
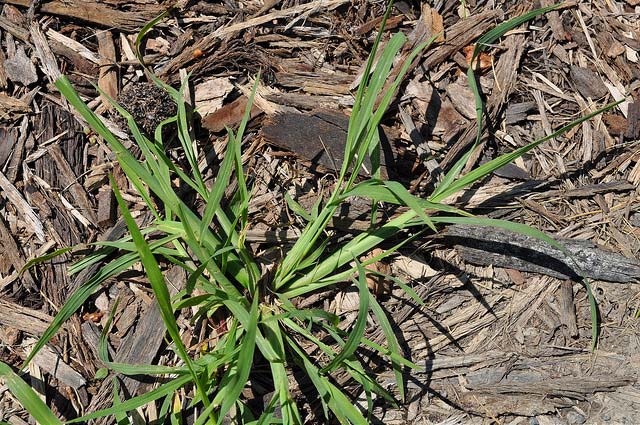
<box><xmin>566</xmin><ymin>410</ymin><xmax>586</xmax><ymax>425</ymax></box>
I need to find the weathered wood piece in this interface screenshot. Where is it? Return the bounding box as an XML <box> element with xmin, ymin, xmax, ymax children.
<box><xmin>4</xmin><ymin>43</ymin><xmax>37</xmax><ymax>86</ymax></box>
<box><xmin>3</xmin><ymin>0</ymin><xmax>165</xmax><ymax>32</ymax></box>
<box><xmin>0</xmin><ymin>169</ymin><xmax>45</xmax><ymax>242</ymax></box>
<box><xmin>570</xmin><ymin>65</ymin><xmax>609</xmax><ymax>99</ymax></box>
<box><xmin>0</xmin><ymin>298</ymin><xmax>52</xmax><ymax>336</ymax></box>
<box><xmin>25</xmin><ymin>337</ymin><xmax>86</xmax><ymax>390</ymax></box>
<box><xmin>467</xmin><ymin>376</ymin><xmax>633</xmax><ymax>398</ymax></box>
<box><xmin>96</xmin><ymin>187</ymin><xmax>115</xmax><ymax>228</ymax></box>
<box><xmin>6</xmin><ymin>117</ymin><xmax>29</xmax><ymax>183</ymax></box>
<box><xmin>48</xmin><ymin>144</ymin><xmax>97</xmax><ymax>224</ymax></box>
<box><xmin>96</xmin><ymin>30</ymin><xmax>118</xmax><ymax>112</ymax></box>
<box><xmin>0</xmin><ymin>214</ymin><xmax>37</xmax><ymax>290</ymax></box>
<box><xmin>445</xmin><ymin>224</ymin><xmax>640</xmax><ymax>282</ymax></box>
<box><xmin>558</xmin><ymin>280</ymin><xmax>579</xmax><ymax>337</ymax></box>
<box><xmin>30</xmin><ymin>22</ymin><xmax>62</xmax><ymax>85</ymax></box>
<box><xmin>86</xmin><ymin>266</ymin><xmax>186</xmax><ymax>424</ymax></box>
<box><xmin>261</xmin><ymin>109</ymin><xmax>390</xmax><ymax>177</ymax></box>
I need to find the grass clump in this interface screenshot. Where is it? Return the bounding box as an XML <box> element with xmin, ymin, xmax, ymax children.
<box><xmin>1</xmin><ymin>2</ymin><xmax>620</xmax><ymax>424</ymax></box>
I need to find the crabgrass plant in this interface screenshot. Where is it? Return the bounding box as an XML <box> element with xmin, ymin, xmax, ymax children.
<box><xmin>2</xmin><ymin>2</ymin><xmax>620</xmax><ymax>424</ymax></box>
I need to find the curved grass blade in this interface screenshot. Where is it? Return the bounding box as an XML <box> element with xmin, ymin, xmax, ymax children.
<box><xmin>286</xmin><ymin>334</ymin><xmax>368</xmax><ymax>425</ymax></box>
<box><xmin>368</xmin><ymin>294</ymin><xmax>406</xmax><ymax>402</ymax></box>
<box><xmin>431</xmin><ymin>3</ymin><xmax>564</xmax><ymax>199</ymax></box>
<box><xmin>23</xmin><ymin>251</ymin><xmax>141</xmax><ymax>368</ymax></box>
<box><xmin>67</xmin><ymin>375</ymin><xmax>193</xmax><ymax>423</ymax></box>
<box><xmin>19</xmin><ymin>246</ymin><xmax>74</xmax><ymax>275</ymax></box>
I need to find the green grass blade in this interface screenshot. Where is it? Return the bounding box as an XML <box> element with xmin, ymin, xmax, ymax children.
<box><xmin>262</xmin><ymin>315</ymin><xmax>302</xmax><ymax>424</ymax></box>
<box><xmin>284</xmin><ymin>192</ymin><xmax>313</xmax><ymax>222</ymax></box>
<box><xmin>430</xmin><ymin>100</ymin><xmax>623</xmax><ymax>203</ymax></box>
<box><xmin>347</xmin><ymin>1</ymin><xmax>395</xmax><ymax>156</ymax></box>
<box><xmin>67</xmin><ymin>375</ymin><xmax>193</xmax><ymax>423</ymax></box>
<box><xmin>368</xmin><ymin>294</ymin><xmax>406</xmax><ymax>402</ymax></box>
<box><xmin>23</xmin><ymin>251</ymin><xmax>142</xmax><ymax>368</ymax></box>
<box><xmin>320</xmin><ymin>260</ymin><xmax>369</xmax><ymax>373</ymax></box>
<box><xmin>199</xmin><ymin>133</ymin><xmax>235</xmax><ymax>237</ymax></box>
<box><xmin>431</xmin><ymin>3</ymin><xmax>563</xmax><ymax>200</ymax></box>
<box><xmin>215</xmin><ymin>295</ymin><xmax>258</xmax><ymax>423</ymax></box>
<box><xmin>110</xmin><ymin>175</ymin><xmax>213</xmax><ymax>415</ymax></box>
<box><xmin>0</xmin><ymin>361</ymin><xmax>62</xmax><ymax>425</ymax></box>
<box><xmin>286</xmin><ymin>335</ymin><xmax>367</xmax><ymax>425</ymax></box>
<box><xmin>19</xmin><ymin>246</ymin><xmax>74</xmax><ymax>274</ymax></box>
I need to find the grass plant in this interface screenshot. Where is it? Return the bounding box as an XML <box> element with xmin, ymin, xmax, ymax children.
<box><xmin>1</xmin><ymin>2</ymin><xmax>621</xmax><ymax>424</ymax></box>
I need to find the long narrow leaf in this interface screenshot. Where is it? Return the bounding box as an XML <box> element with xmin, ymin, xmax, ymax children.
<box><xmin>431</xmin><ymin>3</ymin><xmax>563</xmax><ymax>199</ymax></box>
<box><xmin>320</xmin><ymin>260</ymin><xmax>369</xmax><ymax>373</ymax></box>
<box><xmin>0</xmin><ymin>362</ymin><xmax>62</xmax><ymax>425</ymax></box>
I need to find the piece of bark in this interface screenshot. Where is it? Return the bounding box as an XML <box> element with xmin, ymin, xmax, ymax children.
<box><xmin>504</xmin><ymin>101</ymin><xmax>536</xmax><ymax>124</ymax></box>
<box><xmin>0</xmin><ymin>169</ymin><xmax>45</xmax><ymax>242</ymax></box>
<box><xmin>30</xmin><ymin>22</ymin><xmax>62</xmax><ymax>85</ymax></box>
<box><xmin>96</xmin><ymin>187</ymin><xmax>116</xmax><ymax>228</ymax></box>
<box><xmin>261</xmin><ymin>109</ymin><xmax>391</xmax><ymax>177</ymax></box>
<box><xmin>47</xmin><ymin>28</ymin><xmax>100</xmax><ymax>64</ymax></box>
<box><xmin>96</xmin><ymin>30</ymin><xmax>118</xmax><ymax>111</ymax></box>
<box><xmin>0</xmin><ymin>92</ymin><xmax>31</xmax><ymax>120</ymax></box>
<box><xmin>0</xmin><ymin>15</ymin><xmax>30</xmax><ymax>42</ymax></box>
<box><xmin>0</xmin><ymin>126</ymin><xmax>19</xmax><ymax>171</ymax></box>
<box><xmin>603</xmin><ymin>113</ymin><xmax>628</xmax><ymax>136</ymax></box>
<box><xmin>201</xmin><ymin>95</ymin><xmax>261</xmax><ymax>133</ymax></box>
<box><xmin>569</xmin><ymin>66</ymin><xmax>608</xmax><ymax>99</ymax></box>
<box><xmin>0</xmin><ymin>298</ymin><xmax>53</xmax><ymax>336</ymax></box>
<box><xmin>466</xmin><ymin>376</ymin><xmax>633</xmax><ymax>399</ymax></box>
<box><xmin>5</xmin><ymin>43</ymin><xmax>37</xmax><ymax>86</ymax></box>
<box><xmin>194</xmin><ymin>78</ymin><xmax>234</xmax><ymax>116</ymax></box>
<box><xmin>445</xmin><ymin>224</ymin><xmax>640</xmax><ymax>283</ymax></box>
<box><xmin>48</xmin><ymin>144</ymin><xmax>97</xmax><ymax>224</ymax></box>
<box><xmin>0</xmin><ymin>214</ymin><xmax>37</xmax><ymax>290</ymax></box>
<box><xmin>261</xmin><ymin>109</ymin><xmax>349</xmax><ymax>168</ymax></box>
<box><xmin>0</xmin><ymin>44</ymin><xmax>9</xmax><ymax>89</ymax></box>
<box><xmin>546</xmin><ymin>180</ymin><xmax>636</xmax><ymax>198</ymax></box>
<box><xmin>159</xmin><ymin>0</ymin><xmax>350</xmax><ymax>78</ymax></box>
<box><xmin>3</xmin><ymin>0</ymin><xmax>165</xmax><ymax>32</ymax></box>
<box><xmin>5</xmin><ymin>117</ymin><xmax>28</xmax><ymax>183</ymax></box>
<box><xmin>264</xmin><ymin>92</ymin><xmax>352</xmax><ymax>111</ymax></box>
<box><xmin>541</xmin><ymin>0</ymin><xmax>568</xmax><ymax>42</ymax></box>
<box><xmin>626</xmin><ymin>96</ymin><xmax>640</xmax><ymax>140</ymax></box>
<box><xmin>25</xmin><ymin>337</ymin><xmax>86</xmax><ymax>390</ymax></box>
<box><xmin>558</xmin><ymin>280</ymin><xmax>579</xmax><ymax>338</ymax></box>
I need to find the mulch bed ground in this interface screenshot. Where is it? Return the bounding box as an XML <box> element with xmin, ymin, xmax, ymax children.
<box><xmin>1</xmin><ymin>0</ymin><xmax>640</xmax><ymax>423</ymax></box>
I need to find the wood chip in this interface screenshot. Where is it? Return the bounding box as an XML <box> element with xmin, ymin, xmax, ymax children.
<box><xmin>4</xmin><ymin>44</ymin><xmax>37</xmax><ymax>86</ymax></box>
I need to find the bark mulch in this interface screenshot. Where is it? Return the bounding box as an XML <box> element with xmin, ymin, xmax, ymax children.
<box><xmin>1</xmin><ymin>0</ymin><xmax>640</xmax><ymax>424</ymax></box>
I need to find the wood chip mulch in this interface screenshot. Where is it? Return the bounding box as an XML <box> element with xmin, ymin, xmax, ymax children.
<box><xmin>1</xmin><ymin>0</ymin><xmax>640</xmax><ymax>424</ymax></box>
